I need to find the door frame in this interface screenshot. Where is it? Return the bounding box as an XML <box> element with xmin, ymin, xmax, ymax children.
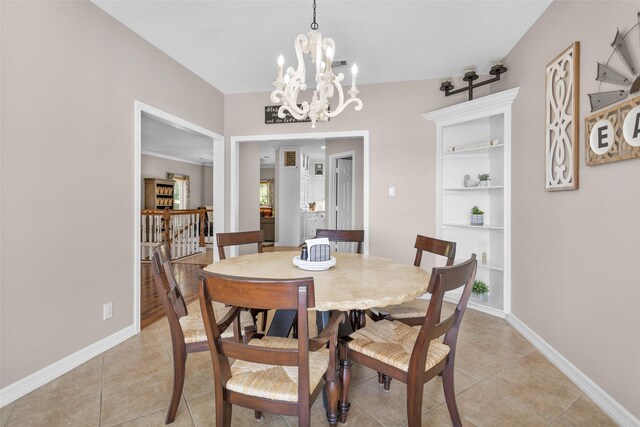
<box><xmin>327</xmin><ymin>151</ymin><xmax>356</xmax><ymax>231</ymax></box>
<box><xmin>229</xmin><ymin>130</ymin><xmax>369</xmax><ymax>256</ymax></box>
<box><xmin>134</xmin><ymin>100</ymin><xmax>225</xmax><ymax>333</ymax></box>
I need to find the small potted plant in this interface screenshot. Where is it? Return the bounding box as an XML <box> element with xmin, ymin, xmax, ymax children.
<box><xmin>470</xmin><ymin>205</ymin><xmax>484</xmax><ymax>226</ymax></box>
<box><xmin>477</xmin><ymin>173</ymin><xmax>490</xmax><ymax>187</ymax></box>
<box><xmin>471</xmin><ymin>280</ymin><xmax>489</xmax><ymax>303</ymax></box>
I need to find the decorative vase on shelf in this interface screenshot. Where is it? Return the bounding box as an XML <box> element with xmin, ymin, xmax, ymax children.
<box><xmin>471</xmin><ymin>292</ymin><xmax>489</xmax><ymax>303</ymax></box>
<box><xmin>471</xmin><ymin>280</ymin><xmax>489</xmax><ymax>303</ymax></box>
<box><xmin>470</xmin><ymin>213</ymin><xmax>484</xmax><ymax>226</ymax></box>
<box><xmin>477</xmin><ymin>173</ymin><xmax>490</xmax><ymax>187</ymax></box>
<box><xmin>470</xmin><ymin>205</ymin><xmax>485</xmax><ymax>226</ymax></box>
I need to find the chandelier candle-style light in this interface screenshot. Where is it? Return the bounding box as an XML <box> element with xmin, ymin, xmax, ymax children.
<box><xmin>270</xmin><ymin>0</ymin><xmax>363</xmax><ymax>128</ymax></box>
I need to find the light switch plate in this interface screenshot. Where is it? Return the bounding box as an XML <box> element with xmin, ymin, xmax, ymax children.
<box><xmin>103</xmin><ymin>302</ymin><xmax>113</xmax><ymax>320</ymax></box>
<box><xmin>388</xmin><ymin>187</ymin><xmax>396</xmax><ymax>197</ymax></box>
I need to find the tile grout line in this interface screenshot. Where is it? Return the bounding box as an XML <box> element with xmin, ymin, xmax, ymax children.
<box><xmin>548</xmin><ymin>393</ymin><xmax>582</xmax><ymax>425</ymax></box>
<box><xmin>345</xmin><ymin>396</ymin><xmax>385</xmax><ymax>426</ymax></box>
<box><xmin>184</xmin><ymin>395</ymin><xmax>197</xmax><ymax>426</ymax></box>
<box><xmin>99</xmin><ymin>356</ymin><xmax>106</xmax><ymax>426</ymax></box>
<box><xmin>2</xmin><ymin>404</ymin><xmax>15</xmax><ymax>427</ymax></box>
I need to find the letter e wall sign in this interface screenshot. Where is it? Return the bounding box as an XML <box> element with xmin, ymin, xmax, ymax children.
<box><xmin>585</xmin><ymin>96</ymin><xmax>640</xmax><ymax>165</ymax></box>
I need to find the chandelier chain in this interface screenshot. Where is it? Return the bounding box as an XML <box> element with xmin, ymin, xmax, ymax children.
<box><xmin>310</xmin><ymin>0</ymin><xmax>318</xmax><ymax>30</ymax></box>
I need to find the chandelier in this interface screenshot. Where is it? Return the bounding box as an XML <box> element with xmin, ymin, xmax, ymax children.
<box><xmin>270</xmin><ymin>0</ymin><xmax>363</xmax><ymax>128</ymax></box>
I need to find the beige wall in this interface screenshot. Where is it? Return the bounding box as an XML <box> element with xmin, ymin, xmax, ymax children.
<box><xmin>224</xmin><ymin>81</ymin><xmax>478</xmax><ymax>262</ymax></box>
<box><xmin>141</xmin><ymin>154</ymin><xmax>207</xmax><ymax>208</ymax></box>
<box><xmin>237</xmin><ymin>143</ymin><xmax>260</xmax><ymax>254</ymax></box>
<box><xmin>260</xmin><ymin>167</ymin><xmax>275</xmax><ymax>180</ymax></box>
<box><xmin>202</xmin><ymin>165</ymin><xmax>214</xmax><ymax>206</ymax></box>
<box><xmin>0</xmin><ymin>1</ymin><xmax>224</xmax><ymax>387</ymax></box>
<box><xmin>325</xmin><ymin>137</ymin><xmax>364</xmax><ymax>229</ymax></box>
<box><xmin>493</xmin><ymin>1</ymin><xmax>640</xmax><ymax>417</ymax></box>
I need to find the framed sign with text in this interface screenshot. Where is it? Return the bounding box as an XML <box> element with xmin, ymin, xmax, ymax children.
<box><xmin>265</xmin><ymin>105</ymin><xmax>330</xmax><ymax>125</ymax></box>
<box><xmin>585</xmin><ymin>96</ymin><xmax>640</xmax><ymax>165</ymax></box>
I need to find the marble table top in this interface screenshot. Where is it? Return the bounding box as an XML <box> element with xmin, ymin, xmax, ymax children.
<box><xmin>204</xmin><ymin>251</ymin><xmax>430</xmax><ymax>312</ymax></box>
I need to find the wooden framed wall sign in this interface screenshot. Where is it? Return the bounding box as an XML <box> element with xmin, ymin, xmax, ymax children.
<box><xmin>283</xmin><ymin>150</ymin><xmax>297</xmax><ymax>167</ymax></box>
<box><xmin>585</xmin><ymin>96</ymin><xmax>640</xmax><ymax>165</ymax></box>
<box><xmin>545</xmin><ymin>42</ymin><xmax>580</xmax><ymax>191</ymax></box>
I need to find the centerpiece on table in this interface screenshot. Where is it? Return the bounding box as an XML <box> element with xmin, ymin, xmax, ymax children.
<box><xmin>293</xmin><ymin>238</ymin><xmax>336</xmax><ymax>271</ymax></box>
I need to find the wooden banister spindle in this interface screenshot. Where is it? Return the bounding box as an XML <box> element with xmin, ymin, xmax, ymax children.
<box><xmin>198</xmin><ymin>208</ymin><xmax>205</xmax><ymax>248</ymax></box>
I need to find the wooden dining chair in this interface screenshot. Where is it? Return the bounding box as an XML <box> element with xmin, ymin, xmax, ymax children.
<box><xmin>199</xmin><ymin>271</ymin><xmax>345</xmax><ymax>427</ymax></box>
<box><xmin>314</xmin><ymin>229</ymin><xmax>364</xmax><ymax>254</ymax></box>
<box><xmin>339</xmin><ymin>255</ymin><xmax>477</xmax><ymax>427</ymax></box>
<box><xmin>314</xmin><ymin>229</ymin><xmax>365</xmax><ymax>329</ymax></box>
<box><xmin>150</xmin><ymin>243</ymin><xmax>254</xmax><ymax>424</ymax></box>
<box><xmin>367</xmin><ymin>235</ymin><xmax>456</xmax><ymax>325</ymax></box>
<box><xmin>365</xmin><ymin>234</ymin><xmax>456</xmax><ymax>389</ymax></box>
<box><xmin>216</xmin><ymin>230</ymin><xmax>269</xmax><ymax>331</ymax></box>
<box><xmin>216</xmin><ymin>230</ymin><xmax>265</xmax><ymax>260</ymax></box>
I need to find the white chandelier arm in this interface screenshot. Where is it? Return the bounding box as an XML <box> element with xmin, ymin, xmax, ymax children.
<box><xmin>271</xmin><ymin>89</ymin><xmax>310</xmax><ymax>119</ymax></box>
<box><xmin>322</xmin><ymin>74</ymin><xmax>363</xmax><ymax>118</ymax></box>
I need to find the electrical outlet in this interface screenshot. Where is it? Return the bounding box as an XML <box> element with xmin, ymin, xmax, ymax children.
<box><xmin>388</xmin><ymin>186</ymin><xmax>396</xmax><ymax>197</ymax></box>
<box><xmin>103</xmin><ymin>302</ymin><xmax>113</xmax><ymax>320</ymax></box>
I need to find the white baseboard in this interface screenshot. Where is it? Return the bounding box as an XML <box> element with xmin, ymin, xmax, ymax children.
<box><xmin>0</xmin><ymin>324</ymin><xmax>137</xmax><ymax>408</ymax></box>
<box><xmin>507</xmin><ymin>314</ymin><xmax>639</xmax><ymax>427</ymax></box>
<box><xmin>443</xmin><ymin>294</ymin><xmax>507</xmax><ymax>319</ymax></box>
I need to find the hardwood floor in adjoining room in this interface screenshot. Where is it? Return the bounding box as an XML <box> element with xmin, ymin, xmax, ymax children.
<box><xmin>140</xmin><ymin>262</ymin><xmax>204</xmax><ymax>330</ymax></box>
<box><xmin>141</xmin><ymin>247</ymin><xmax>304</xmax><ymax>329</ymax></box>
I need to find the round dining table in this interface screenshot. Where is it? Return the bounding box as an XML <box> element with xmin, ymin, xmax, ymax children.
<box><xmin>204</xmin><ymin>251</ymin><xmax>431</xmax><ymax>335</ymax></box>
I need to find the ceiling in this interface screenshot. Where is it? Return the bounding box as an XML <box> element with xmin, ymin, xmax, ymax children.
<box><xmin>92</xmin><ymin>1</ymin><xmax>551</xmax><ymax>94</ymax></box>
<box><xmin>141</xmin><ymin>112</ymin><xmax>213</xmax><ymax>165</ymax></box>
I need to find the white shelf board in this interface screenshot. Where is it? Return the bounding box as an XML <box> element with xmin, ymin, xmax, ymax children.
<box><xmin>442</xmin><ymin>186</ymin><xmax>504</xmax><ymax>191</ymax></box>
<box><xmin>442</xmin><ymin>223</ymin><xmax>504</xmax><ymax>230</ymax></box>
<box><xmin>443</xmin><ymin>144</ymin><xmax>504</xmax><ymax>155</ymax></box>
<box><xmin>456</xmin><ymin>258</ymin><xmax>504</xmax><ymax>271</ymax></box>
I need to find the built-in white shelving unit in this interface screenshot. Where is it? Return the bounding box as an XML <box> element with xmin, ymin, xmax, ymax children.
<box><xmin>423</xmin><ymin>88</ymin><xmax>519</xmax><ymax>317</ymax></box>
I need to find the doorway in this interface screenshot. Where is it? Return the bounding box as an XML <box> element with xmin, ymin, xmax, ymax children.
<box><xmin>134</xmin><ymin>101</ymin><xmax>225</xmax><ymax>332</ymax></box>
<box><xmin>229</xmin><ymin>131</ymin><xmax>369</xmax><ymax>257</ymax></box>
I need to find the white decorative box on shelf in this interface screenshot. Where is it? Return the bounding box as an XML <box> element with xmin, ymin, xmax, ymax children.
<box><xmin>446</xmin><ymin>140</ymin><xmax>501</xmax><ymax>153</ymax></box>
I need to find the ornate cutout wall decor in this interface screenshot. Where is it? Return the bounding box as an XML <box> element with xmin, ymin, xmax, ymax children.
<box><xmin>545</xmin><ymin>42</ymin><xmax>580</xmax><ymax>191</ymax></box>
<box><xmin>585</xmin><ymin>96</ymin><xmax>640</xmax><ymax>165</ymax></box>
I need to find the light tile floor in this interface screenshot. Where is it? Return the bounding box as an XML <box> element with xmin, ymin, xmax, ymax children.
<box><xmin>0</xmin><ymin>307</ymin><xmax>617</xmax><ymax>426</ymax></box>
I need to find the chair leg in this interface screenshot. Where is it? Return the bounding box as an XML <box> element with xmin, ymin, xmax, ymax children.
<box><xmin>254</xmin><ymin>410</ymin><xmax>264</xmax><ymax>420</ymax></box>
<box><xmin>325</xmin><ymin>376</ymin><xmax>339</xmax><ymax>426</ymax></box>
<box><xmin>349</xmin><ymin>310</ymin><xmax>358</xmax><ymax>330</ymax></box>
<box><xmin>338</xmin><ymin>347</ymin><xmax>352</xmax><ymax>424</ymax></box>
<box><xmin>299</xmin><ymin>403</ymin><xmax>311</xmax><ymax>427</ymax></box>
<box><xmin>166</xmin><ymin>345</ymin><xmax>186</xmax><ymax>424</ymax></box>
<box><xmin>406</xmin><ymin>380</ymin><xmax>424</xmax><ymax>427</ymax></box>
<box><xmin>260</xmin><ymin>310</ymin><xmax>268</xmax><ymax>332</ymax></box>
<box><xmin>383</xmin><ymin>374</ymin><xmax>392</xmax><ymax>391</ymax></box>
<box><xmin>357</xmin><ymin>310</ymin><xmax>366</xmax><ymax>329</ymax></box>
<box><xmin>215</xmin><ymin>390</ymin><xmax>232</xmax><ymax>427</ymax></box>
<box><xmin>442</xmin><ymin>359</ymin><xmax>463</xmax><ymax>427</ymax></box>
<box><xmin>377</xmin><ymin>372</ymin><xmax>384</xmax><ymax>384</ymax></box>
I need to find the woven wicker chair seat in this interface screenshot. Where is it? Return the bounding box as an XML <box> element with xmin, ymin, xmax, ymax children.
<box><xmin>348</xmin><ymin>319</ymin><xmax>450</xmax><ymax>372</ymax></box>
<box><xmin>369</xmin><ymin>299</ymin><xmax>431</xmax><ymax>319</ymax></box>
<box><xmin>181</xmin><ymin>301</ymin><xmax>254</xmax><ymax>343</ymax></box>
<box><xmin>226</xmin><ymin>336</ymin><xmax>329</xmax><ymax>402</ymax></box>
